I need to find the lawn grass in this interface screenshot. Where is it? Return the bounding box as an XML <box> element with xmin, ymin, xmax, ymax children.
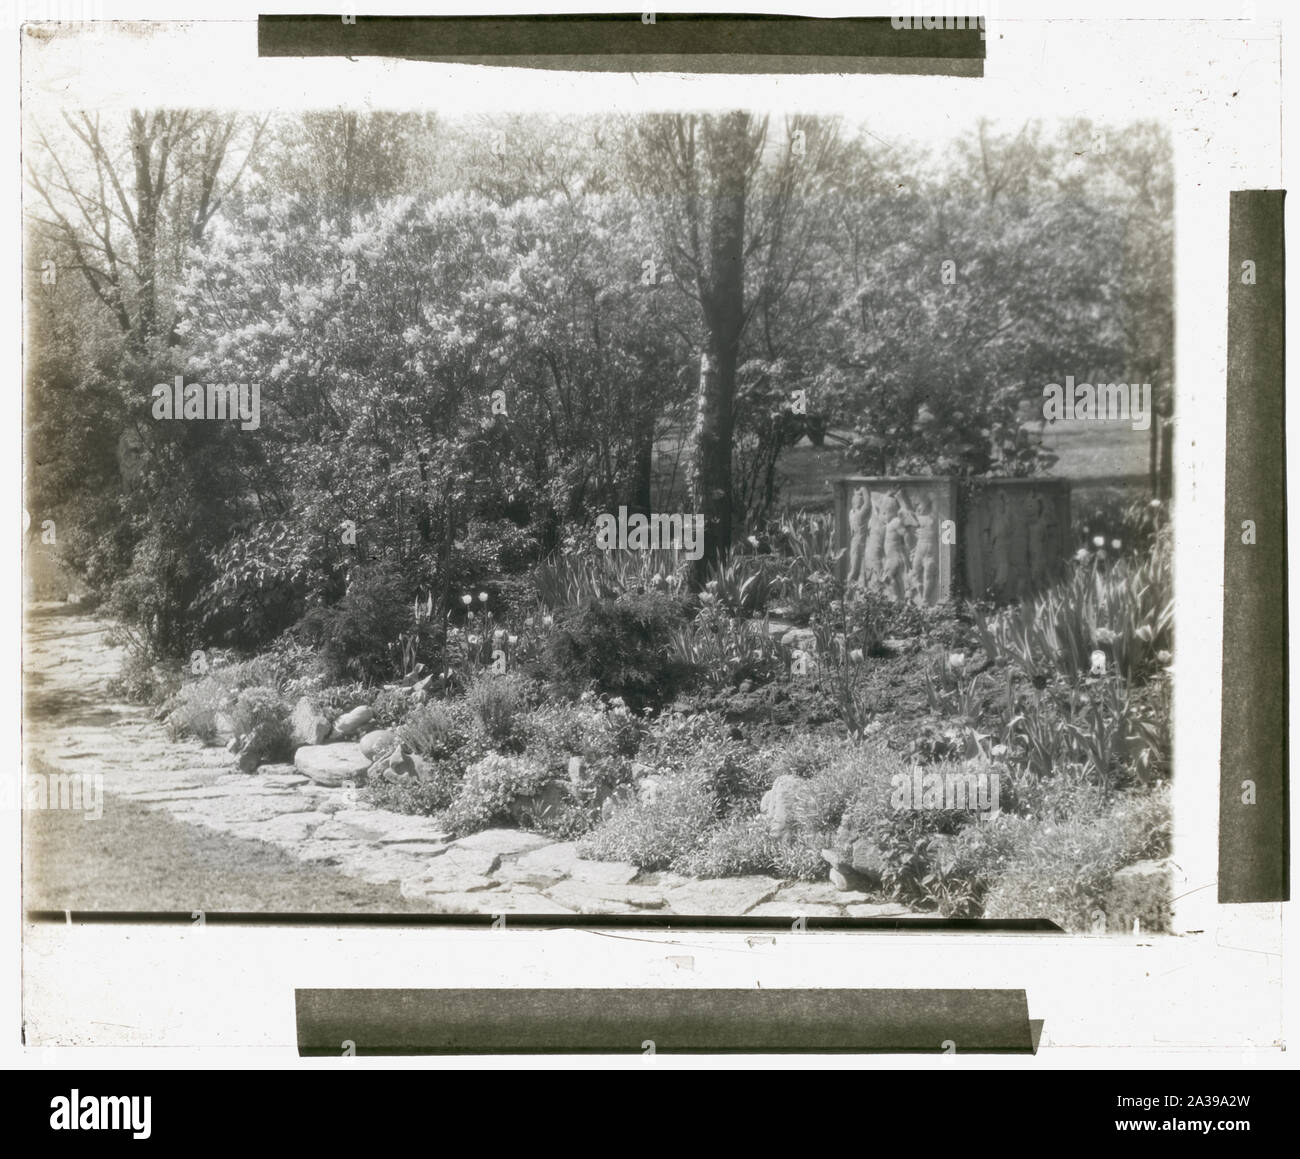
<box><xmin>655</xmin><ymin>418</ymin><xmax>1152</xmax><ymax>515</ymax></box>
<box><xmin>23</xmin><ymin>788</ymin><xmax>441</xmax><ymax>914</ymax></box>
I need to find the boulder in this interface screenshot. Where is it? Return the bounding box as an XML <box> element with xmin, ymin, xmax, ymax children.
<box><xmin>822</xmin><ymin>848</ymin><xmax>875</xmax><ymax>892</ymax></box>
<box><xmin>377</xmin><ymin>749</ymin><xmax>416</xmax><ymax>782</ymax></box>
<box><xmin>359</xmin><ymin>728</ymin><xmax>397</xmax><ymax>759</ymax></box>
<box><xmin>829</xmin><ymin>865</ymin><xmax>871</xmax><ymax>892</ymax></box>
<box><xmin>760</xmin><ymin>774</ymin><xmax>808</xmax><ymax>840</ymax></box>
<box><xmin>848</xmin><ymin>838</ymin><xmax>886</xmax><ymax>885</ymax></box>
<box><xmin>290</xmin><ymin>697</ymin><xmax>332</xmax><ymax>748</ymax></box>
<box><xmin>334</xmin><ymin>705</ymin><xmax>375</xmax><ymax>737</ymax></box>
<box><xmin>294</xmin><ymin>743</ymin><xmax>371</xmax><ymax>787</ymax></box>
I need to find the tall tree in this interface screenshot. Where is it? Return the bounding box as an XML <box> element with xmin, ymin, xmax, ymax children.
<box><xmin>629</xmin><ymin>112</ymin><xmax>769</xmax><ymax>584</ymax></box>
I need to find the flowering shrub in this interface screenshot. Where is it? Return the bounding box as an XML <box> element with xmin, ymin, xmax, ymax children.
<box><xmin>546</xmin><ymin>590</ymin><xmax>691</xmax><ymax>709</ymax></box>
<box><xmin>445</xmin><ymin>753</ymin><xmax>577</xmax><ymax>836</ymax></box>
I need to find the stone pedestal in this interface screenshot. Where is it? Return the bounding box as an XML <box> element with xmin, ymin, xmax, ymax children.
<box><xmin>832</xmin><ymin>477</ymin><xmax>958</xmax><ymax>604</ymax></box>
<box><xmin>832</xmin><ymin>476</ymin><xmax>1071</xmax><ymax>604</ymax></box>
<box><xmin>961</xmin><ymin>479</ymin><xmax>1071</xmax><ymax>603</ymax></box>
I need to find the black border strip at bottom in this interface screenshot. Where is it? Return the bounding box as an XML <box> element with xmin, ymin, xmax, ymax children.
<box><xmin>295</xmin><ymin>988</ymin><xmax>1038</xmax><ymax>1055</ymax></box>
<box><xmin>26</xmin><ymin>910</ymin><xmax>1062</xmax><ymax>931</ymax></box>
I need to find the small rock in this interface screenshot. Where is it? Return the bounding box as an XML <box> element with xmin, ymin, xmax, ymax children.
<box><xmin>359</xmin><ymin>728</ymin><xmax>397</xmax><ymax>759</ymax></box>
<box><xmin>334</xmin><ymin>705</ymin><xmax>375</xmax><ymax>737</ymax></box>
<box><xmin>290</xmin><ymin>696</ymin><xmax>332</xmax><ymax>748</ymax></box>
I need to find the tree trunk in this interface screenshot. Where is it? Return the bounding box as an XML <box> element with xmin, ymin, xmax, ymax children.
<box><xmin>631</xmin><ymin>414</ymin><xmax>654</xmax><ymax>514</ymax></box>
<box><xmin>687</xmin><ymin>113</ymin><xmax>748</xmax><ymax>588</ymax></box>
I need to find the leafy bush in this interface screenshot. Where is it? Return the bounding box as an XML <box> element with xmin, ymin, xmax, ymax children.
<box><xmin>230</xmin><ymin>685</ymin><xmax>293</xmax><ymax>765</ymax></box>
<box><xmin>298</xmin><ymin>562</ymin><xmax>412</xmax><ymax>683</ymax></box>
<box><xmin>577</xmin><ymin>768</ymin><xmax>720</xmax><ymax>871</ymax></box>
<box><xmin>464</xmin><ymin>672</ymin><xmax>536</xmax><ymax>749</ymax></box>
<box><xmin>519</xmin><ymin>697</ymin><xmax>642</xmax><ymax>778</ymax></box>
<box><xmin>197</xmin><ymin>519</ymin><xmax>315</xmax><ymax>649</ymax></box>
<box><xmin>164</xmin><ymin>649</ymin><xmax>303</xmax><ymax>742</ymax></box>
<box><xmin>369</xmin><ymin>686</ymin><xmax>417</xmax><ymax>729</ymax></box>
<box><xmin>546</xmin><ymin>590</ymin><xmax>691</xmax><ymax>709</ymax></box>
<box><xmin>107</xmin><ymin>527</ymin><xmax>205</xmax><ymax>656</ymax></box>
<box><xmin>399</xmin><ymin>702</ymin><xmax>463</xmax><ymax>760</ymax></box>
<box><xmin>978</xmin><ymin>786</ymin><xmax>1171</xmax><ymax>928</ymax></box>
<box><xmin>165</xmin><ymin>676</ymin><xmax>231</xmax><ymax>744</ymax></box>
<box><xmin>106</xmin><ymin>630</ymin><xmax>180</xmax><ymax>705</ymax></box>
<box><xmin>675</xmin><ymin>813</ymin><xmax>825</xmax><ymax>880</ymax></box>
<box><xmin>445</xmin><ymin>753</ymin><xmax>567</xmax><ymax>836</ymax></box>
<box><xmin>362</xmin><ymin>760</ymin><xmax>465</xmax><ymax>816</ymax></box>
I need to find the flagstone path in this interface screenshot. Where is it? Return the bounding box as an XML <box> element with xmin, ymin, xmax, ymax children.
<box><xmin>22</xmin><ymin>604</ymin><xmax>917</xmax><ymax>919</ymax></box>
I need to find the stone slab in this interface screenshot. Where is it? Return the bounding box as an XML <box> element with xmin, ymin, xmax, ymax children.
<box><xmin>294</xmin><ymin>743</ymin><xmax>370</xmax><ymax>787</ymax></box>
<box><xmin>545</xmin><ymin>880</ymin><xmax>668</xmax><ymax>914</ymax></box>
<box><xmin>449</xmin><ymin>829</ymin><xmax>554</xmax><ymax>858</ymax></box>
<box><xmin>667</xmin><ymin>876</ymin><xmax>782</xmax><ymax>915</ymax></box>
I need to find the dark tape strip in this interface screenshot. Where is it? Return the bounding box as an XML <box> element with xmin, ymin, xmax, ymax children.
<box><xmin>257</xmin><ymin>14</ymin><xmax>986</xmax><ymax>75</ymax></box>
<box><xmin>296</xmin><ymin>987</ymin><xmax>1035</xmax><ymax>1054</ymax></box>
<box><xmin>1220</xmin><ymin>189</ymin><xmax>1288</xmax><ymax>903</ymax></box>
<box><xmin>27</xmin><ymin>909</ymin><xmax>1061</xmax><ymax>931</ymax></box>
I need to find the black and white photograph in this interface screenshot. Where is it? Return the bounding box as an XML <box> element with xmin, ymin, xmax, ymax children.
<box><xmin>22</xmin><ymin>87</ymin><xmax>1179</xmax><ymax>922</ymax></box>
<box><xmin>5</xmin><ymin>4</ymin><xmax>1291</xmax><ymax>1089</ymax></box>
